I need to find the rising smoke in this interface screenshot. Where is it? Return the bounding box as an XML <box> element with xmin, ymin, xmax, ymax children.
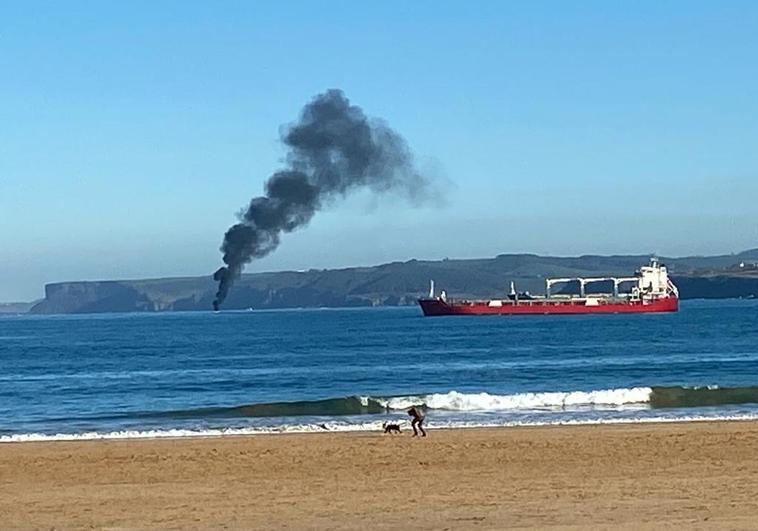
<box><xmin>212</xmin><ymin>89</ymin><xmax>428</xmax><ymax>310</ymax></box>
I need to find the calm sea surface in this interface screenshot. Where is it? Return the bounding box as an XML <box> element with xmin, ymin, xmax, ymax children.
<box><xmin>2</xmin><ymin>300</ymin><xmax>758</xmax><ymax>441</ymax></box>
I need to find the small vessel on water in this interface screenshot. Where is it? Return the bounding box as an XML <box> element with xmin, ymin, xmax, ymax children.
<box><xmin>418</xmin><ymin>258</ymin><xmax>679</xmax><ymax>316</ymax></box>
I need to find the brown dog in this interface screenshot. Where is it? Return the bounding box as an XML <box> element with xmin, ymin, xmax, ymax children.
<box><xmin>382</xmin><ymin>421</ymin><xmax>401</xmax><ymax>434</ymax></box>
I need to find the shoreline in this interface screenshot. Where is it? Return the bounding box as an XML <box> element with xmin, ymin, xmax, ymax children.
<box><xmin>4</xmin><ymin>413</ymin><xmax>758</xmax><ymax>444</ymax></box>
<box><xmin>2</xmin><ymin>421</ymin><xmax>758</xmax><ymax>529</ymax></box>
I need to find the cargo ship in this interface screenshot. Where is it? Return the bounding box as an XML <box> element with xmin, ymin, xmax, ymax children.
<box><xmin>418</xmin><ymin>258</ymin><xmax>679</xmax><ymax>316</ymax></box>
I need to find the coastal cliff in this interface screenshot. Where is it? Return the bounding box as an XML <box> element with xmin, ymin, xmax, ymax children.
<box><xmin>26</xmin><ymin>250</ymin><xmax>758</xmax><ymax>314</ymax></box>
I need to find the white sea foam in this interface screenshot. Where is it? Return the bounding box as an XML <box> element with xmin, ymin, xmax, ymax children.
<box><xmin>377</xmin><ymin>387</ymin><xmax>654</xmax><ymax>411</ymax></box>
<box><xmin>0</xmin><ymin>422</ymin><xmax>391</xmax><ymax>443</ymax></box>
<box><xmin>4</xmin><ymin>413</ymin><xmax>758</xmax><ymax>443</ymax></box>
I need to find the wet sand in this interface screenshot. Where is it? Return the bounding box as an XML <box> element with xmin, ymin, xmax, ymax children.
<box><xmin>2</xmin><ymin>422</ymin><xmax>758</xmax><ymax>529</ymax></box>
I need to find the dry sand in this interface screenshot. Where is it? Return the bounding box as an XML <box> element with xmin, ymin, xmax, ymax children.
<box><xmin>2</xmin><ymin>422</ymin><xmax>758</xmax><ymax>530</ymax></box>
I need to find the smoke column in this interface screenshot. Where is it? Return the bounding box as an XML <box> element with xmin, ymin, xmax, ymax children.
<box><xmin>212</xmin><ymin>89</ymin><xmax>428</xmax><ymax>310</ymax></box>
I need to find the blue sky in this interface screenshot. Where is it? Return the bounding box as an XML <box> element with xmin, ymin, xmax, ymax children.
<box><xmin>2</xmin><ymin>1</ymin><xmax>757</xmax><ymax>301</ymax></box>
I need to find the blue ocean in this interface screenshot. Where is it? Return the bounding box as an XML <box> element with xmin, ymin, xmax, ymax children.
<box><xmin>2</xmin><ymin>299</ymin><xmax>758</xmax><ymax>442</ymax></box>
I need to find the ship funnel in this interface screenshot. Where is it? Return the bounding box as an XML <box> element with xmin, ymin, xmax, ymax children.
<box><xmin>509</xmin><ymin>281</ymin><xmax>516</xmax><ymax>296</ymax></box>
<box><xmin>429</xmin><ymin>280</ymin><xmax>435</xmax><ymax>298</ymax></box>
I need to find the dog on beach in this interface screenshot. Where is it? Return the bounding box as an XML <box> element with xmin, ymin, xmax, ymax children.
<box><xmin>382</xmin><ymin>421</ymin><xmax>401</xmax><ymax>434</ymax></box>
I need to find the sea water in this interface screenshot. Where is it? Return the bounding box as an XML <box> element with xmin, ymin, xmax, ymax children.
<box><xmin>1</xmin><ymin>299</ymin><xmax>758</xmax><ymax>442</ymax></box>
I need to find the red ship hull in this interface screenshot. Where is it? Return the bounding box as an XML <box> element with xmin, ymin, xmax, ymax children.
<box><xmin>418</xmin><ymin>296</ymin><xmax>678</xmax><ymax>316</ymax></box>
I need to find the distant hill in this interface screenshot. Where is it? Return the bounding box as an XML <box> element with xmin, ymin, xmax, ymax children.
<box><xmin>26</xmin><ymin>249</ymin><xmax>758</xmax><ymax>314</ymax></box>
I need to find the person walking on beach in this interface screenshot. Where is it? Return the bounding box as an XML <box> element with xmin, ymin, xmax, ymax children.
<box><xmin>407</xmin><ymin>406</ymin><xmax>426</xmax><ymax>437</ymax></box>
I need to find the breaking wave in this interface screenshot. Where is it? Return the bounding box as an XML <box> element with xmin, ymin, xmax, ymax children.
<box><xmin>90</xmin><ymin>385</ymin><xmax>758</xmax><ymax>422</ymax></box>
<box><xmin>5</xmin><ymin>386</ymin><xmax>758</xmax><ymax>443</ymax></box>
<box><xmin>377</xmin><ymin>388</ymin><xmax>652</xmax><ymax>411</ymax></box>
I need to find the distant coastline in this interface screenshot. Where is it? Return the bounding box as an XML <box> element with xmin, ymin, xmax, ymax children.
<box><xmin>0</xmin><ymin>301</ymin><xmax>38</xmax><ymax>314</ymax></box>
<box><xmin>14</xmin><ymin>249</ymin><xmax>758</xmax><ymax>314</ymax></box>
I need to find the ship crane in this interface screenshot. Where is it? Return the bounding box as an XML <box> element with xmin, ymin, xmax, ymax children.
<box><xmin>545</xmin><ymin>276</ymin><xmax>638</xmax><ymax>298</ymax></box>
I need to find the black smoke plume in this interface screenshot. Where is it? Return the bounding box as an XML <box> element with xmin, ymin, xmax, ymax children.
<box><xmin>212</xmin><ymin>89</ymin><xmax>428</xmax><ymax>310</ymax></box>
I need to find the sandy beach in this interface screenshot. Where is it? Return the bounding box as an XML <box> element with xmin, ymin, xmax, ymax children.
<box><xmin>2</xmin><ymin>421</ymin><xmax>758</xmax><ymax>530</ymax></box>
